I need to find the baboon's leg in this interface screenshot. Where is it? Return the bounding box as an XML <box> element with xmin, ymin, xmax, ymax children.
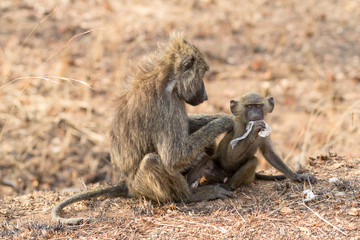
<box><xmin>133</xmin><ymin>153</ymin><xmax>233</xmax><ymax>203</ymax></box>
<box><xmin>226</xmin><ymin>156</ymin><xmax>258</xmax><ymax>190</ymax></box>
<box><xmin>133</xmin><ymin>153</ymin><xmax>190</xmax><ymax>203</ymax></box>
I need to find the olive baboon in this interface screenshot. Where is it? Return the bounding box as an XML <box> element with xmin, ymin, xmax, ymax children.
<box><xmin>52</xmin><ymin>33</ymin><xmax>234</xmax><ymax>225</ymax></box>
<box><xmin>187</xmin><ymin>92</ymin><xmax>317</xmax><ymax>190</ymax></box>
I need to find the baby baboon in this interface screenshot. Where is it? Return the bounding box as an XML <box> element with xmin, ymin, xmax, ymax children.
<box><xmin>52</xmin><ymin>33</ymin><xmax>234</xmax><ymax>224</ymax></box>
<box><xmin>187</xmin><ymin>92</ymin><xmax>317</xmax><ymax>190</ymax></box>
<box><xmin>186</xmin><ymin>154</ymin><xmax>229</xmax><ymax>188</ymax></box>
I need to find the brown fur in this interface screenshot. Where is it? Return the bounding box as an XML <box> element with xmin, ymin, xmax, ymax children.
<box><xmin>187</xmin><ymin>92</ymin><xmax>317</xmax><ymax>190</ymax></box>
<box><xmin>110</xmin><ymin>33</ymin><xmax>234</xmax><ymax>201</ymax></box>
<box><xmin>52</xmin><ymin>33</ymin><xmax>234</xmax><ymax>224</ymax></box>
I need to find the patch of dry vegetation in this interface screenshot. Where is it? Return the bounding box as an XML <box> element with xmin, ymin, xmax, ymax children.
<box><xmin>0</xmin><ymin>0</ymin><xmax>359</xmax><ymax>239</ymax></box>
<box><xmin>1</xmin><ymin>154</ymin><xmax>359</xmax><ymax>239</ymax></box>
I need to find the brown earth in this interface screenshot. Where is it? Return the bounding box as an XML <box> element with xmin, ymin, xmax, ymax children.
<box><xmin>0</xmin><ymin>0</ymin><xmax>359</xmax><ymax>239</ymax></box>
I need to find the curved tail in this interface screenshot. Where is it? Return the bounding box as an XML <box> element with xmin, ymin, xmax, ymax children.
<box><xmin>255</xmin><ymin>173</ymin><xmax>287</xmax><ymax>181</ymax></box>
<box><xmin>255</xmin><ymin>169</ymin><xmax>304</xmax><ymax>181</ymax></box>
<box><xmin>52</xmin><ymin>182</ymin><xmax>128</xmax><ymax>225</ymax></box>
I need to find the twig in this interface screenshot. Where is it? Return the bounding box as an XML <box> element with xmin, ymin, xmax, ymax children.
<box><xmin>2</xmin><ymin>8</ymin><xmax>57</xmax><ymax>86</ymax></box>
<box><xmin>301</xmin><ymin>202</ymin><xmax>347</xmax><ymax>236</ymax></box>
<box><xmin>268</xmin><ymin>200</ymin><xmax>297</xmax><ymax>216</ymax></box>
<box><xmin>228</xmin><ymin>199</ymin><xmax>245</xmax><ymax>222</ymax></box>
<box><xmin>0</xmin><ymin>78</ymin><xmax>31</xmax><ymax>141</ymax></box>
<box><xmin>0</xmin><ymin>75</ymin><xmax>92</xmax><ymax>90</ymax></box>
<box><xmin>318</xmin><ymin>227</ymin><xmax>329</xmax><ymax>238</ymax></box>
<box><xmin>0</xmin><ymin>179</ymin><xmax>19</xmax><ymax>192</ymax></box>
<box><xmin>61</xmin><ymin>118</ymin><xmax>105</xmax><ymax>143</ymax></box>
<box><xmin>45</xmin><ymin>28</ymin><xmax>106</xmax><ymax>64</ymax></box>
<box><xmin>155</xmin><ymin>223</ymin><xmax>186</xmax><ymax>228</ymax></box>
<box><xmin>180</xmin><ymin>220</ymin><xmax>228</xmax><ymax>233</ymax></box>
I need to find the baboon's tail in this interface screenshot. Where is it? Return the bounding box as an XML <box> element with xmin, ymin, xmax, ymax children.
<box><xmin>255</xmin><ymin>169</ymin><xmax>304</xmax><ymax>181</ymax></box>
<box><xmin>51</xmin><ymin>182</ymin><xmax>128</xmax><ymax>225</ymax></box>
<box><xmin>255</xmin><ymin>173</ymin><xmax>286</xmax><ymax>181</ymax></box>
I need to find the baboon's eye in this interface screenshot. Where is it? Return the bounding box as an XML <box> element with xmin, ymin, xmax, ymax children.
<box><xmin>183</xmin><ymin>56</ymin><xmax>195</xmax><ymax>71</ymax></box>
<box><xmin>246</xmin><ymin>105</ymin><xmax>253</xmax><ymax>109</ymax></box>
<box><xmin>256</xmin><ymin>104</ymin><xmax>263</xmax><ymax>108</ymax></box>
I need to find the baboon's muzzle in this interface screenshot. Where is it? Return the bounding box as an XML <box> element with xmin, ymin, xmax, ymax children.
<box><xmin>187</xmin><ymin>82</ymin><xmax>208</xmax><ymax>106</ymax></box>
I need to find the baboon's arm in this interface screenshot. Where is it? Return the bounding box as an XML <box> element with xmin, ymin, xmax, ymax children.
<box><xmin>174</xmin><ymin>115</ymin><xmax>234</xmax><ymax>172</ymax></box>
<box><xmin>260</xmin><ymin>139</ymin><xmax>298</xmax><ymax>180</ymax></box>
<box><xmin>188</xmin><ymin>114</ymin><xmax>223</xmax><ymax>134</ymax></box>
<box><xmin>259</xmin><ymin>139</ymin><xmax>317</xmax><ymax>183</ymax></box>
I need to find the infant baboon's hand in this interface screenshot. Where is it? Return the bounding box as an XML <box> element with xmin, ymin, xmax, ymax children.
<box><xmin>252</xmin><ymin>120</ymin><xmax>266</xmax><ymax>134</ymax></box>
<box><xmin>295</xmin><ymin>173</ymin><xmax>317</xmax><ymax>184</ymax></box>
<box><xmin>248</xmin><ymin>121</ymin><xmax>266</xmax><ymax>142</ymax></box>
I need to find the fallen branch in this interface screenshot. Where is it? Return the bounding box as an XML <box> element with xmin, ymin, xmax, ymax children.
<box><xmin>301</xmin><ymin>202</ymin><xmax>347</xmax><ymax>236</ymax></box>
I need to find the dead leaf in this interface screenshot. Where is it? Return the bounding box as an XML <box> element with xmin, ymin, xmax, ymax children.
<box><xmin>280</xmin><ymin>206</ymin><xmax>293</xmax><ymax>214</ymax></box>
<box><xmin>347</xmin><ymin>222</ymin><xmax>359</xmax><ymax>231</ymax></box>
<box><xmin>347</xmin><ymin>208</ymin><xmax>359</xmax><ymax>216</ymax></box>
<box><xmin>298</xmin><ymin>226</ymin><xmax>311</xmax><ymax>233</ymax></box>
<box><xmin>332</xmin><ymin>163</ymin><xmax>342</xmax><ymax>169</ymax></box>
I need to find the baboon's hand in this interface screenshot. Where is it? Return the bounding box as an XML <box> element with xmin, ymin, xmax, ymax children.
<box><xmin>206</xmin><ymin>185</ymin><xmax>233</xmax><ymax>200</ymax></box>
<box><xmin>190</xmin><ymin>185</ymin><xmax>233</xmax><ymax>202</ymax></box>
<box><xmin>252</xmin><ymin>121</ymin><xmax>266</xmax><ymax>134</ymax></box>
<box><xmin>294</xmin><ymin>173</ymin><xmax>317</xmax><ymax>184</ymax></box>
<box><xmin>248</xmin><ymin>121</ymin><xmax>266</xmax><ymax>142</ymax></box>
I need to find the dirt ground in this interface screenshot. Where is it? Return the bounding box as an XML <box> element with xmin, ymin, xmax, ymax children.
<box><xmin>0</xmin><ymin>0</ymin><xmax>359</xmax><ymax>239</ymax></box>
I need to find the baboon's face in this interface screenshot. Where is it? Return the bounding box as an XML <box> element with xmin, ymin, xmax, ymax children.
<box><xmin>175</xmin><ymin>43</ymin><xmax>210</xmax><ymax>106</ymax></box>
<box><xmin>230</xmin><ymin>93</ymin><xmax>275</xmax><ymax>123</ymax></box>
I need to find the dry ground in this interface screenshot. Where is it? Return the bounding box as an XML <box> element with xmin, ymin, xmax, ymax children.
<box><xmin>0</xmin><ymin>0</ymin><xmax>359</xmax><ymax>239</ymax></box>
<box><xmin>1</xmin><ymin>153</ymin><xmax>360</xmax><ymax>239</ymax></box>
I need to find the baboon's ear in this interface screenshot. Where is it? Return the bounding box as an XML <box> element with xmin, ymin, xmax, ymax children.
<box><xmin>230</xmin><ymin>100</ymin><xmax>239</xmax><ymax>116</ymax></box>
<box><xmin>266</xmin><ymin>97</ymin><xmax>274</xmax><ymax>113</ymax></box>
<box><xmin>181</xmin><ymin>55</ymin><xmax>195</xmax><ymax>72</ymax></box>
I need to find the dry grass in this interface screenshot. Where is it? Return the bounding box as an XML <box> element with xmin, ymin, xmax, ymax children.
<box><xmin>1</xmin><ymin>154</ymin><xmax>359</xmax><ymax>239</ymax></box>
<box><xmin>0</xmin><ymin>0</ymin><xmax>360</xmax><ymax>239</ymax></box>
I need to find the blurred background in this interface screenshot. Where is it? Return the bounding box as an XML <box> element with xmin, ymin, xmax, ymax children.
<box><xmin>0</xmin><ymin>0</ymin><xmax>359</xmax><ymax>198</ymax></box>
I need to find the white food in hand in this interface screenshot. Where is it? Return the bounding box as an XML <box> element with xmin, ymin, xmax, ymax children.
<box><xmin>230</xmin><ymin>120</ymin><xmax>272</xmax><ymax>149</ymax></box>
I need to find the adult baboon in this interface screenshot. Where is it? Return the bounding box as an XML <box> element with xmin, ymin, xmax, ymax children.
<box><xmin>187</xmin><ymin>92</ymin><xmax>317</xmax><ymax>190</ymax></box>
<box><xmin>52</xmin><ymin>33</ymin><xmax>233</xmax><ymax>224</ymax></box>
